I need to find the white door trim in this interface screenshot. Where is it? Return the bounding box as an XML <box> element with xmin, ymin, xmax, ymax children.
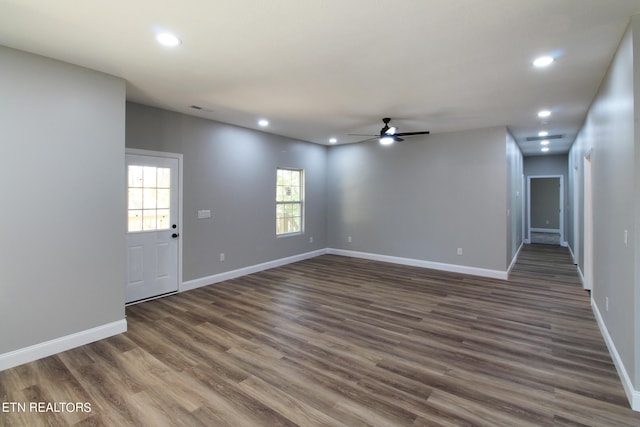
<box><xmin>125</xmin><ymin>148</ymin><xmax>183</xmax><ymax>301</ymax></box>
<box><xmin>583</xmin><ymin>150</ymin><xmax>593</xmax><ymax>291</ymax></box>
<box><xmin>527</xmin><ymin>175</ymin><xmax>564</xmax><ymax>245</ymax></box>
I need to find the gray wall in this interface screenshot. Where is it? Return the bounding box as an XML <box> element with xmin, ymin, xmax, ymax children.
<box><xmin>327</xmin><ymin>126</ymin><xmax>511</xmax><ymax>272</ymax></box>
<box><xmin>126</xmin><ymin>103</ymin><xmax>327</xmax><ymax>282</ymax></box>
<box><xmin>568</xmin><ymin>15</ymin><xmax>639</xmax><ymax>391</ymax></box>
<box><xmin>0</xmin><ymin>47</ymin><xmax>126</xmax><ymax>353</ymax></box>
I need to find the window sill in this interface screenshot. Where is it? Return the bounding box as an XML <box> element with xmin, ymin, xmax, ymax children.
<box><xmin>277</xmin><ymin>232</ymin><xmax>304</xmax><ymax>238</ymax></box>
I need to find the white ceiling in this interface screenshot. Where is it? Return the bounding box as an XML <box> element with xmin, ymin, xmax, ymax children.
<box><xmin>2</xmin><ymin>1</ymin><xmax>639</xmax><ymax>156</ymax></box>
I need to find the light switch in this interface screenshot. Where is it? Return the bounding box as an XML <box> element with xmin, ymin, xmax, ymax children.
<box><xmin>197</xmin><ymin>209</ymin><xmax>211</xmax><ymax>219</ymax></box>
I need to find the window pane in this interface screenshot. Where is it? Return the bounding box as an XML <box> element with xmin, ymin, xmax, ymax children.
<box><xmin>288</xmin><ymin>217</ymin><xmax>299</xmax><ymax>233</ymax></box>
<box><xmin>282</xmin><ymin>169</ymin><xmax>291</xmax><ymax>185</ymax></box>
<box><xmin>128</xmin><ymin>188</ymin><xmax>143</xmax><ymax>210</ymax></box>
<box><xmin>291</xmin><ymin>171</ymin><xmax>300</xmax><ymax>186</ymax></box>
<box><xmin>291</xmin><ymin>187</ymin><xmax>299</xmax><ymax>201</ymax></box>
<box><xmin>128</xmin><ymin>210</ymin><xmax>142</xmax><ymax>232</ymax></box>
<box><xmin>143</xmin><ymin>166</ymin><xmax>157</xmax><ymax>187</ymax></box>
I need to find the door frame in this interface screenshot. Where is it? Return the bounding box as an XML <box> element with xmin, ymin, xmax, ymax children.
<box><xmin>583</xmin><ymin>150</ymin><xmax>593</xmax><ymax>291</ymax></box>
<box><xmin>126</xmin><ymin>148</ymin><xmax>183</xmax><ymax>302</ymax></box>
<box><xmin>526</xmin><ymin>175</ymin><xmax>564</xmax><ymax>245</ymax></box>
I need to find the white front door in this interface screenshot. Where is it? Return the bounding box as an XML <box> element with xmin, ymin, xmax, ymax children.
<box><xmin>125</xmin><ymin>152</ymin><xmax>180</xmax><ymax>303</ymax></box>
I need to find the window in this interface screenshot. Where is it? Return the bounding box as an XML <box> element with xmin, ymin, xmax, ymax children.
<box><xmin>276</xmin><ymin>168</ymin><xmax>304</xmax><ymax>235</ymax></box>
<box><xmin>127</xmin><ymin>165</ymin><xmax>171</xmax><ymax>232</ymax></box>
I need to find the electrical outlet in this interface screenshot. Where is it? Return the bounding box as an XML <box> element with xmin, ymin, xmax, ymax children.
<box><xmin>347</xmin><ymin>236</ymin><xmax>352</xmax><ymax>243</ymax></box>
<box><xmin>457</xmin><ymin>248</ymin><xmax>463</xmax><ymax>256</ymax></box>
<box><xmin>624</xmin><ymin>230</ymin><xmax>628</xmax><ymax>248</ymax></box>
<box><xmin>219</xmin><ymin>253</ymin><xmax>225</xmax><ymax>262</ymax></box>
<box><xmin>606</xmin><ymin>297</ymin><xmax>609</xmax><ymax>312</ymax></box>
<box><xmin>309</xmin><ymin>236</ymin><xmax>313</xmax><ymax>243</ymax></box>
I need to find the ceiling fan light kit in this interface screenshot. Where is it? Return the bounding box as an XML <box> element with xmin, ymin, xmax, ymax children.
<box><xmin>349</xmin><ymin>118</ymin><xmax>430</xmax><ymax>145</ymax></box>
<box><xmin>377</xmin><ymin>117</ymin><xmax>430</xmax><ymax>145</ymax></box>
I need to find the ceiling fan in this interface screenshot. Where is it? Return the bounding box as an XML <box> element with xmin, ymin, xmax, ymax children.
<box><xmin>351</xmin><ymin>118</ymin><xmax>430</xmax><ymax>145</ymax></box>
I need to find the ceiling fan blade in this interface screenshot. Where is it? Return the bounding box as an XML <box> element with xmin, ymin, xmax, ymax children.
<box><xmin>348</xmin><ymin>133</ymin><xmax>378</xmax><ymax>136</ymax></box>
<box><xmin>352</xmin><ymin>136</ymin><xmax>379</xmax><ymax>144</ymax></box>
<box><xmin>395</xmin><ymin>131</ymin><xmax>430</xmax><ymax>136</ymax></box>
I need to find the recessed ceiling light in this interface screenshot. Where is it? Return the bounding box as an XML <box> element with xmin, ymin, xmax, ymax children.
<box><xmin>537</xmin><ymin>110</ymin><xmax>552</xmax><ymax>118</ymax></box>
<box><xmin>533</xmin><ymin>56</ymin><xmax>554</xmax><ymax>68</ymax></box>
<box><xmin>329</xmin><ymin>138</ymin><xmax>337</xmax><ymax>144</ymax></box>
<box><xmin>540</xmin><ymin>140</ymin><xmax>550</xmax><ymax>146</ymax></box>
<box><xmin>156</xmin><ymin>32</ymin><xmax>181</xmax><ymax>47</ymax></box>
<box><xmin>538</xmin><ymin>131</ymin><xmax>549</xmax><ymax>137</ymax></box>
<box><xmin>541</xmin><ymin>147</ymin><xmax>550</xmax><ymax>152</ymax></box>
<box><xmin>258</xmin><ymin>119</ymin><xmax>269</xmax><ymax>127</ymax></box>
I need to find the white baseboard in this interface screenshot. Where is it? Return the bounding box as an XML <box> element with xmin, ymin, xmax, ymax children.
<box><xmin>567</xmin><ymin>244</ymin><xmax>576</xmax><ymax>263</ymax></box>
<box><xmin>181</xmin><ymin>249</ymin><xmax>328</xmax><ymax>292</ymax></box>
<box><xmin>507</xmin><ymin>242</ymin><xmax>524</xmax><ymax>275</ymax></box>
<box><xmin>327</xmin><ymin>248</ymin><xmax>508</xmax><ymax>280</ymax></box>
<box><xmin>592</xmin><ymin>299</ymin><xmax>640</xmax><ymax>411</ymax></box>
<box><xmin>0</xmin><ymin>319</ymin><xmax>127</xmax><ymax>371</ymax></box>
<box><xmin>576</xmin><ymin>265</ymin><xmax>586</xmax><ymax>287</ymax></box>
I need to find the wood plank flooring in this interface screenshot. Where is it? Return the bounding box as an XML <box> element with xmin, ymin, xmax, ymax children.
<box><xmin>2</xmin><ymin>244</ymin><xmax>640</xmax><ymax>426</ymax></box>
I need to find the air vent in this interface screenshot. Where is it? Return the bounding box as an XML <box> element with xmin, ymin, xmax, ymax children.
<box><xmin>526</xmin><ymin>134</ymin><xmax>563</xmax><ymax>142</ymax></box>
<box><xmin>190</xmin><ymin>105</ymin><xmax>214</xmax><ymax>113</ymax></box>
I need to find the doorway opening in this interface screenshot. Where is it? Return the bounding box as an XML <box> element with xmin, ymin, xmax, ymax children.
<box><xmin>527</xmin><ymin>175</ymin><xmax>564</xmax><ymax>246</ymax></box>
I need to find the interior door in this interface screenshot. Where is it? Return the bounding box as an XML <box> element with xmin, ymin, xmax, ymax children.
<box><xmin>126</xmin><ymin>153</ymin><xmax>179</xmax><ymax>303</ymax></box>
<box><xmin>530</xmin><ymin>177</ymin><xmax>560</xmax><ymax>230</ymax></box>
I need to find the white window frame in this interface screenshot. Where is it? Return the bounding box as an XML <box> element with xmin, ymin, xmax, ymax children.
<box><xmin>276</xmin><ymin>168</ymin><xmax>304</xmax><ymax>236</ymax></box>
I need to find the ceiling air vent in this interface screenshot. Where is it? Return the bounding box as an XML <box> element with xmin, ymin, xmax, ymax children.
<box><xmin>526</xmin><ymin>134</ymin><xmax>564</xmax><ymax>142</ymax></box>
<box><xmin>190</xmin><ymin>105</ymin><xmax>214</xmax><ymax>113</ymax></box>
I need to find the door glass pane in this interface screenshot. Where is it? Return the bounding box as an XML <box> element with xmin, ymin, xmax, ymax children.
<box><xmin>128</xmin><ymin>188</ymin><xmax>143</xmax><ymax>210</ymax></box>
<box><xmin>128</xmin><ymin>210</ymin><xmax>143</xmax><ymax>232</ymax></box>
<box><xmin>142</xmin><ymin>210</ymin><xmax>157</xmax><ymax>230</ymax></box>
<box><xmin>143</xmin><ymin>188</ymin><xmax>157</xmax><ymax>209</ymax></box>
<box><xmin>157</xmin><ymin>209</ymin><xmax>170</xmax><ymax>229</ymax></box>
<box><xmin>157</xmin><ymin>168</ymin><xmax>171</xmax><ymax>188</ymax></box>
<box><xmin>157</xmin><ymin>189</ymin><xmax>170</xmax><ymax>209</ymax></box>
<box><xmin>128</xmin><ymin>166</ymin><xmax>143</xmax><ymax>187</ymax></box>
<box><xmin>128</xmin><ymin>164</ymin><xmax>172</xmax><ymax>232</ymax></box>
<box><xmin>143</xmin><ymin>166</ymin><xmax>157</xmax><ymax>187</ymax></box>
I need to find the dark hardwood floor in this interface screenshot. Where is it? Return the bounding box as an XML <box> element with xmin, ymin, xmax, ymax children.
<box><xmin>2</xmin><ymin>244</ymin><xmax>640</xmax><ymax>426</ymax></box>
